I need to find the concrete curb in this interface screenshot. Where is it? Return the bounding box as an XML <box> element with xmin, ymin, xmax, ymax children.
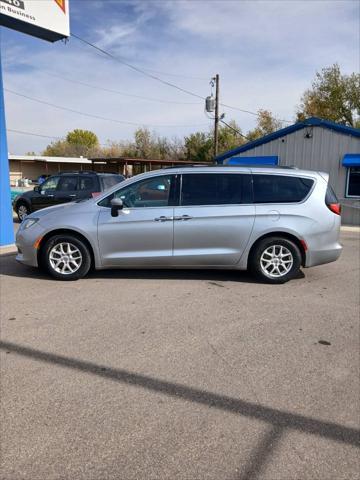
<box><xmin>0</xmin><ymin>244</ymin><xmax>17</xmax><ymax>257</ymax></box>
<box><xmin>341</xmin><ymin>226</ymin><xmax>360</xmax><ymax>233</ymax></box>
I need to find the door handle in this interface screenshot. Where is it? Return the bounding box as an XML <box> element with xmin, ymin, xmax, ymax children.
<box><xmin>154</xmin><ymin>216</ymin><xmax>173</xmax><ymax>222</ymax></box>
<box><xmin>69</xmin><ymin>194</ymin><xmax>76</xmax><ymax>197</ymax></box>
<box><xmin>174</xmin><ymin>215</ymin><xmax>193</xmax><ymax>221</ymax></box>
<box><xmin>47</xmin><ymin>194</ymin><xmax>54</xmax><ymax>197</ymax></box>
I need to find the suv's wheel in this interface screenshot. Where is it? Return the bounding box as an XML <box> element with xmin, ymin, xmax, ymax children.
<box><xmin>249</xmin><ymin>236</ymin><xmax>301</xmax><ymax>284</ymax></box>
<box><xmin>16</xmin><ymin>202</ymin><xmax>30</xmax><ymax>222</ymax></box>
<box><xmin>41</xmin><ymin>234</ymin><xmax>91</xmax><ymax>281</ymax></box>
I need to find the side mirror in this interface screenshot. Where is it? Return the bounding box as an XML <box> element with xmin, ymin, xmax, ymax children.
<box><xmin>110</xmin><ymin>197</ymin><xmax>124</xmax><ymax>217</ymax></box>
<box><xmin>33</xmin><ymin>185</ymin><xmax>40</xmax><ymax>193</ymax></box>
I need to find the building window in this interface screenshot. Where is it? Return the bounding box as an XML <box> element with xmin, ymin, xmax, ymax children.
<box><xmin>346</xmin><ymin>167</ymin><xmax>360</xmax><ymax>198</ymax></box>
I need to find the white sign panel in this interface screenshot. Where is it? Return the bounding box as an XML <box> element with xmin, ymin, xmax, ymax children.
<box><xmin>0</xmin><ymin>0</ymin><xmax>69</xmax><ymax>42</ymax></box>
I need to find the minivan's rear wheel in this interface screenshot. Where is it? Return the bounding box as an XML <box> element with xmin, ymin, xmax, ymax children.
<box><xmin>42</xmin><ymin>234</ymin><xmax>91</xmax><ymax>280</ymax></box>
<box><xmin>16</xmin><ymin>203</ymin><xmax>29</xmax><ymax>222</ymax></box>
<box><xmin>249</xmin><ymin>237</ymin><xmax>301</xmax><ymax>284</ymax></box>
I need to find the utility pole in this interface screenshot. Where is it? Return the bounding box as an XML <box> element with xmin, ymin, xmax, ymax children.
<box><xmin>214</xmin><ymin>73</ymin><xmax>220</xmax><ymax>160</ymax></box>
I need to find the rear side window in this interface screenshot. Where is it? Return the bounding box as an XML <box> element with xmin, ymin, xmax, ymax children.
<box><xmin>253</xmin><ymin>175</ymin><xmax>314</xmax><ymax>203</ymax></box>
<box><xmin>79</xmin><ymin>176</ymin><xmax>96</xmax><ymax>191</ymax></box>
<box><xmin>57</xmin><ymin>176</ymin><xmax>78</xmax><ymax>192</ymax></box>
<box><xmin>181</xmin><ymin>173</ymin><xmax>252</xmax><ymax>206</ymax></box>
<box><xmin>100</xmin><ymin>175</ymin><xmax>124</xmax><ymax>191</ymax></box>
<box><xmin>325</xmin><ymin>183</ymin><xmax>339</xmax><ymax>204</ymax></box>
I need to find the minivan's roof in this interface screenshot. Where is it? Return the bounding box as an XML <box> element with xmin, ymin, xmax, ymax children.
<box><xmin>94</xmin><ymin>164</ymin><xmax>326</xmax><ymax>204</ymax></box>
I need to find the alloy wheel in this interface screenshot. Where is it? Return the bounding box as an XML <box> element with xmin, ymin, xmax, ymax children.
<box><xmin>49</xmin><ymin>242</ymin><xmax>83</xmax><ymax>275</ymax></box>
<box><xmin>18</xmin><ymin>205</ymin><xmax>28</xmax><ymax>221</ymax></box>
<box><xmin>260</xmin><ymin>245</ymin><xmax>293</xmax><ymax>278</ymax></box>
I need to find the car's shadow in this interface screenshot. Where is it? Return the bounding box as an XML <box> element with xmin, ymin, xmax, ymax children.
<box><xmin>0</xmin><ymin>254</ymin><xmax>305</xmax><ymax>284</ymax></box>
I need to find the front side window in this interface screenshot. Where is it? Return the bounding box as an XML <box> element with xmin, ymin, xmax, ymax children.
<box><xmin>40</xmin><ymin>176</ymin><xmax>60</xmax><ymax>193</ymax></box>
<box><xmin>99</xmin><ymin>175</ymin><xmax>173</xmax><ymax>208</ymax></box>
<box><xmin>253</xmin><ymin>175</ymin><xmax>314</xmax><ymax>203</ymax></box>
<box><xmin>181</xmin><ymin>173</ymin><xmax>252</xmax><ymax>206</ymax></box>
<box><xmin>346</xmin><ymin>167</ymin><xmax>360</xmax><ymax>198</ymax></box>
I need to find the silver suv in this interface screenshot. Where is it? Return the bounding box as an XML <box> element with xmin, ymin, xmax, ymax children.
<box><xmin>15</xmin><ymin>166</ymin><xmax>342</xmax><ymax>283</ymax></box>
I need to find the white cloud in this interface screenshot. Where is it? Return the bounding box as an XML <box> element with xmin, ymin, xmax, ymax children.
<box><xmin>2</xmin><ymin>0</ymin><xmax>359</xmax><ymax>154</ymax></box>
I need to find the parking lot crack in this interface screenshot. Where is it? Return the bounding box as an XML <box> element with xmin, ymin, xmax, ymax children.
<box><xmin>188</xmin><ymin>325</ymin><xmax>262</xmax><ymax>405</ymax></box>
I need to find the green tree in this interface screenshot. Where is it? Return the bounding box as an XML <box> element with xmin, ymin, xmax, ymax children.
<box><xmin>184</xmin><ymin>131</ymin><xmax>213</xmax><ymax>162</ymax></box>
<box><xmin>43</xmin><ymin>139</ymin><xmax>71</xmax><ymax>157</ymax></box>
<box><xmin>43</xmin><ymin>129</ymin><xmax>99</xmax><ymax>157</ymax></box>
<box><xmin>66</xmin><ymin>129</ymin><xmax>99</xmax><ymax>149</ymax></box>
<box><xmin>133</xmin><ymin>127</ymin><xmax>153</xmax><ymax>158</ymax></box>
<box><xmin>296</xmin><ymin>64</ymin><xmax>360</xmax><ymax>127</ymax></box>
<box><xmin>247</xmin><ymin>110</ymin><xmax>283</xmax><ymax>141</ymax></box>
<box><xmin>217</xmin><ymin>120</ymin><xmax>245</xmax><ymax>154</ymax></box>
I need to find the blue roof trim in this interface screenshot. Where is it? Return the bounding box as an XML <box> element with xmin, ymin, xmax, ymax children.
<box><xmin>216</xmin><ymin>117</ymin><xmax>360</xmax><ymax>163</ymax></box>
<box><xmin>225</xmin><ymin>156</ymin><xmax>278</xmax><ymax>166</ymax></box>
<box><xmin>342</xmin><ymin>154</ymin><xmax>360</xmax><ymax>167</ymax></box>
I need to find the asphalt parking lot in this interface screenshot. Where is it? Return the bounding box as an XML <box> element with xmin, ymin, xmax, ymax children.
<box><xmin>1</xmin><ymin>230</ymin><xmax>359</xmax><ymax>480</ymax></box>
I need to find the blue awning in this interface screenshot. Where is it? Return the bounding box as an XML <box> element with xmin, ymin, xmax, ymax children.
<box><xmin>225</xmin><ymin>156</ymin><xmax>278</xmax><ymax>166</ymax></box>
<box><xmin>342</xmin><ymin>154</ymin><xmax>360</xmax><ymax>167</ymax></box>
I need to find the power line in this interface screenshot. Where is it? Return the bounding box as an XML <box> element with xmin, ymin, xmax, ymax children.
<box><xmin>5</xmin><ymin>89</ymin><xmax>209</xmax><ymax>129</ymax></box>
<box><xmin>71</xmin><ymin>33</ymin><xmax>292</xmax><ymax>123</ymax></box>
<box><xmin>219</xmin><ymin>119</ymin><xmax>250</xmax><ymax>141</ymax></box>
<box><xmin>7</xmin><ymin>128</ymin><xmax>109</xmax><ymax>147</ymax></box>
<box><xmin>42</xmin><ymin>71</ymin><xmax>200</xmax><ymax>105</ymax></box>
<box><xmin>70</xmin><ymin>38</ymin><xmax>208</xmax><ymax>81</ymax></box>
<box><xmin>221</xmin><ymin>103</ymin><xmax>292</xmax><ymax>124</ymax></box>
<box><xmin>71</xmin><ymin>33</ymin><xmax>205</xmax><ymax>101</ymax></box>
<box><xmin>7</xmin><ymin>129</ymin><xmax>62</xmax><ymax>140</ymax></box>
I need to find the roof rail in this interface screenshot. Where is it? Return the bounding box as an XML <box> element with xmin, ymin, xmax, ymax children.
<box><xmin>161</xmin><ymin>164</ymin><xmax>299</xmax><ymax>169</ymax></box>
<box><xmin>58</xmin><ymin>170</ymin><xmax>96</xmax><ymax>175</ymax></box>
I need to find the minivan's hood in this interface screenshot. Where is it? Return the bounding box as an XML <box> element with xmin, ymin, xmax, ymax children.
<box><xmin>29</xmin><ymin>200</ymin><xmax>91</xmax><ymax>220</ymax></box>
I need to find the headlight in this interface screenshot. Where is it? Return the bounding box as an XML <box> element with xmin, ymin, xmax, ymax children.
<box><xmin>21</xmin><ymin>218</ymin><xmax>39</xmax><ymax>230</ymax></box>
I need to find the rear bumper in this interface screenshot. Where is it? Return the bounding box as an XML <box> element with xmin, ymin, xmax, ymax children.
<box><xmin>305</xmin><ymin>243</ymin><xmax>342</xmax><ymax>267</ymax></box>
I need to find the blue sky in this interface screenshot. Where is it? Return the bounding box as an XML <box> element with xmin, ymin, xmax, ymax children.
<box><xmin>1</xmin><ymin>0</ymin><xmax>359</xmax><ymax>154</ymax></box>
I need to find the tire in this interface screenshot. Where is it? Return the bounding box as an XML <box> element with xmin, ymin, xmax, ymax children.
<box><xmin>41</xmin><ymin>234</ymin><xmax>91</xmax><ymax>281</ymax></box>
<box><xmin>16</xmin><ymin>202</ymin><xmax>30</xmax><ymax>222</ymax></box>
<box><xmin>249</xmin><ymin>236</ymin><xmax>301</xmax><ymax>284</ymax></box>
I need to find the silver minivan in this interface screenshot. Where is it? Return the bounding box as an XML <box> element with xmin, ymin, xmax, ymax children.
<box><xmin>16</xmin><ymin>166</ymin><xmax>342</xmax><ymax>283</ymax></box>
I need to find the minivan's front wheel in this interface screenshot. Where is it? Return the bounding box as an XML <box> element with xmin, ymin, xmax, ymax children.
<box><xmin>249</xmin><ymin>237</ymin><xmax>301</xmax><ymax>284</ymax></box>
<box><xmin>42</xmin><ymin>234</ymin><xmax>91</xmax><ymax>280</ymax></box>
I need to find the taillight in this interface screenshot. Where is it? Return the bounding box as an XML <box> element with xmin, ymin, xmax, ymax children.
<box><xmin>92</xmin><ymin>192</ymin><xmax>101</xmax><ymax>198</ymax></box>
<box><xmin>325</xmin><ymin>184</ymin><xmax>341</xmax><ymax>215</ymax></box>
<box><xmin>327</xmin><ymin>203</ymin><xmax>341</xmax><ymax>215</ymax></box>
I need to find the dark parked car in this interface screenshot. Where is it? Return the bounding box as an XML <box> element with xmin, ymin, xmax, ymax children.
<box><xmin>13</xmin><ymin>171</ymin><xmax>125</xmax><ymax>221</ymax></box>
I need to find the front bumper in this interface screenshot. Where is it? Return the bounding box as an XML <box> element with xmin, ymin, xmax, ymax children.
<box><xmin>15</xmin><ymin>223</ymin><xmax>44</xmax><ymax>268</ymax></box>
